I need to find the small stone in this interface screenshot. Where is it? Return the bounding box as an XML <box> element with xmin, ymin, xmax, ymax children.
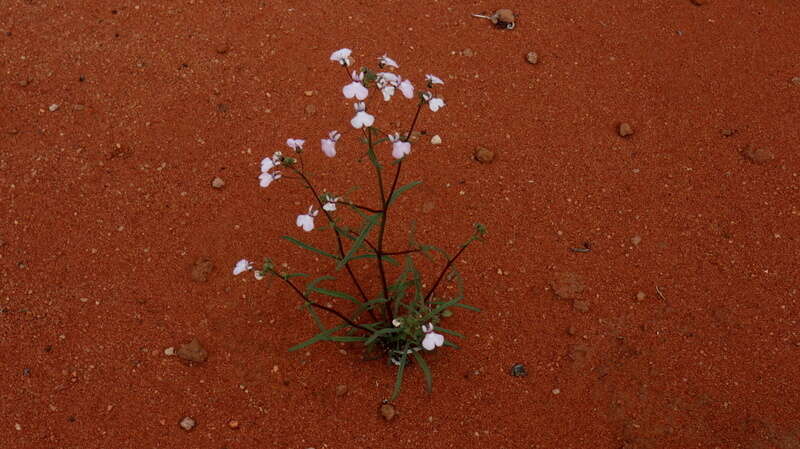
<box><xmin>461</xmin><ymin>48</ymin><xmax>474</xmax><ymax>57</ymax></box>
<box><xmin>48</xmin><ymin>104</ymin><xmax>60</xmax><ymax>112</ymax></box>
<box><xmin>19</xmin><ymin>79</ymin><xmax>29</xmax><ymax>87</ymax></box>
<box><xmin>304</xmin><ymin>90</ymin><xmax>314</xmax><ymax>97</ymax></box>
<box><xmin>474</xmin><ymin>147</ymin><xmax>495</xmax><ymax>163</ymax></box>
<box><xmin>164</xmin><ymin>347</ymin><xmax>175</xmax><ymax>356</ymax></box>
<box><xmin>721</xmin><ymin>129</ymin><xmax>735</xmax><ymax>137</ymax></box>
<box><xmin>211</xmin><ymin>177</ymin><xmax>225</xmax><ymax>189</ymax></box>
<box><xmin>217</xmin><ymin>103</ymin><xmax>229</xmax><ymax>112</ymax></box>
<box><xmin>791</xmin><ymin>77</ymin><xmax>800</xmax><ymax>86</ymax></box>
<box><xmin>227</xmin><ymin>420</ymin><xmax>240</xmax><ymax>430</ymax></box>
<box><xmin>22</xmin><ymin>368</ymin><xmax>31</xmax><ymax>376</ymax></box>
<box><xmin>550</xmin><ymin>272</ymin><xmax>585</xmax><ymax>299</ymax></box>
<box><xmin>492</xmin><ymin>8</ymin><xmax>516</xmax><ymax>28</ymax></box>
<box><xmin>631</xmin><ymin>235</ymin><xmax>642</xmax><ymax>246</ymax></box>
<box><xmin>176</xmin><ymin>338</ymin><xmax>208</xmax><ymax>363</ymax></box>
<box><xmin>690</xmin><ymin>0</ymin><xmax>708</xmax><ymax>5</ymax></box>
<box><xmin>566</xmin><ymin>325</ymin><xmax>578</xmax><ymax>336</ymax></box>
<box><xmin>430</xmin><ymin>135</ymin><xmax>442</xmax><ymax>145</ymax></box>
<box><xmin>215</xmin><ymin>42</ymin><xmax>230</xmax><ymax>54</ymax></box>
<box><xmin>73</xmin><ymin>104</ymin><xmax>85</xmax><ymax>111</ymax></box>
<box><xmin>552</xmin><ymin>388</ymin><xmax>561</xmax><ymax>395</ymax></box>
<box><xmin>379</xmin><ymin>403</ymin><xmax>397</xmax><ymax>421</ymax></box>
<box><xmin>179</xmin><ymin>417</ymin><xmax>196</xmax><ymax>431</ymax></box>
<box><xmin>636</xmin><ymin>291</ymin><xmax>647</xmax><ymax>301</ymax></box>
<box><xmin>573</xmin><ymin>300</ymin><xmax>590</xmax><ymax>313</ymax></box>
<box><xmin>618</xmin><ymin>122</ymin><xmax>634</xmax><ymax>137</ymax></box>
<box><xmin>742</xmin><ymin>147</ymin><xmax>774</xmax><ymax>164</ymax></box>
<box><xmin>79</xmin><ymin>297</ymin><xmax>89</xmax><ymax>303</ymax></box>
<box><xmin>191</xmin><ymin>258</ymin><xmax>214</xmax><ymax>282</ymax></box>
<box><xmin>304</xmin><ymin>104</ymin><xmax>316</xmax><ymax>115</ymax></box>
<box><xmin>335</xmin><ymin>384</ymin><xmax>348</xmax><ymax>397</ymax></box>
<box><xmin>510</xmin><ymin>363</ymin><xmax>527</xmax><ymax>377</ymax></box>
<box><xmin>526</xmin><ymin>52</ymin><xmax>539</xmax><ymax>64</ymax></box>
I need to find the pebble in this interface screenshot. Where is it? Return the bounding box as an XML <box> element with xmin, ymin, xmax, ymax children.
<box><xmin>526</xmin><ymin>52</ymin><xmax>539</xmax><ymax>65</ymax></box>
<box><xmin>379</xmin><ymin>403</ymin><xmax>397</xmax><ymax>421</ymax></box>
<box><xmin>566</xmin><ymin>325</ymin><xmax>578</xmax><ymax>336</ymax></box>
<box><xmin>510</xmin><ymin>363</ymin><xmax>527</xmax><ymax>377</ymax></box>
<box><xmin>792</xmin><ymin>77</ymin><xmax>800</xmax><ymax>86</ymax></box>
<box><xmin>474</xmin><ymin>147</ymin><xmax>495</xmax><ymax>163</ymax></box>
<box><xmin>721</xmin><ymin>129</ymin><xmax>735</xmax><ymax>137</ymax></box>
<box><xmin>215</xmin><ymin>42</ymin><xmax>230</xmax><ymax>54</ymax></box>
<box><xmin>227</xmin><ymin>420</ymin><xmax>240</xmax><ymax>430</ymax></box>
<box><xmin>48</xmin><ymin>104</ymin><xmax>60</xmax><ymax>112</ymax></box>
<box><xmin>742</xmin><ymin>147</ymin><xmax>774</xmax><ymax>164</ymax></box>
<box><xmin>552</xmin><ymin>388</ymin><xmax>561</xmax><ymax>395</ymax></box>
<box><xmin>430</xmin><ymin>135</ymin><xmax>442</xmax><ymax>145</ymax></box>
<box><xmin>631</xmin><ymin>235</ymin><xmax>642</xmax><ymax>246</ymax></box>
<box><xmin>304</xmin><ymin>90</ymin><xmax>314</xmax><ymax>97</ymax></box>
<box><xmin>618</xmin><ymin>122</ymin><xmax>634</xmax><ymax>137</ymax></box>
<box><xmin>461</xmin><ymin>48</ymin><xmax>474</xmax><ymax>57</ymax></box>
<box><xmin>492</xmin><ymin>8</ymin><xmax>516</xmax><ymax>28</ymax></box>
<box><xmin>335</xmin><ymin>384</ymin><xmax>348</xmax><ymax>397</ymax></box>
<box><xmin>179</xmin><ymin>417</ymin><xmax>196</xmax><ymax>431</ymax></box>
<box><xmin>19</xmin><ymin>79</ymin><xmax>29</xmax><ymax>87</ymax></box>
<box><xmin>176</xmin><ymin>338</ymin><xmax>208</xmax><ymax>363</ymax></box>
<box><xmin>690</xmin><ymin>0</ymin><xmax>708</xmax><ymax>5</ymax></box>
<box><xmin>636</xmin><ymin>291</ymin><xmax>647</xmax><ymax>301</ymax></box>
<box><xmin>211</xmin><ymin>177</ymin><xmax>225</xmax><ymax>189</ymax></box>
<box><xmin>164</xmin><ymin>347</ymin><xmax>175</xmax><ymax>356</ymax></box>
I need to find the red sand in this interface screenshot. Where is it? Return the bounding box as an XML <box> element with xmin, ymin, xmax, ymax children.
<box><xmin>2</xmin><ymin>1</ymin><xmax>799</xmax><ymax>448</ymax></box>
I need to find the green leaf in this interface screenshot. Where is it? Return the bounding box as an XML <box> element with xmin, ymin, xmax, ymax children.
<box><xmin>283</xmin><ymin>273</ymin><xmax>310</xmax><ymax>280</ymax></box>
<box><xmin>365</xmin><ymin>327</ymin><xmax>402</xmax><ymax>346</ymax></box>
<box><xmin>387</xmin><ymin>180</ymin><xmax>422</xmax><ymax>206</ymax></box>
<box><xmin>282</xmin><ymin>236</ymin><xmax>340</xmax><ymax>261</ymax></box>
<box><xmin>329</xmin><ymin>336</ymin><xmax>368</xmax><ymax>343</ymax></box>
<box><xmin>390</xmin><ymin>345</ymin><xmax>410</xmax><ymax>401</ymax></box>
<box><xmin>302</xmin><ymin>303</ymin><xmax>326</xmax><ymax>332</ymax></box>
<box><xmin>304</xmin><ymin>275</ymin><xmax>336</xmax><ymax>296</ymax></box>
<box><xmin>350</xmin><ymin>253</ymin><xmax>400</xmax><ymax>266</ymax></box>
<box><xmin>431</xmin><ymin>326</ymin><xmax>465</xmax><ymax>339</ymax></box>
<box><xmin>352</xmin><ymin>297</ymin><xmax>390</xmax><ymax>320</ymax></box>
<box><xmin>336</xmin><ymin>214</ymin><xmax>380</xmax><ymax>270</ymax></box>
<box><xmin>287</xmin><ymin>323</ymin><xmax>348</xmax><ymax>352</ymax></box>
<box><xmin>412</xmin><ymin>351</ymin><xmax>433</xmax><ymax>393</ymax></box>
<box><xmin>308</xmin><ymin>286</ymin><xmax>359</xmax><ymax>306</ymax></box>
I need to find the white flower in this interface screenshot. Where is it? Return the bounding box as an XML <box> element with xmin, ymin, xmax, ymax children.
<box><xmin>428</xmin><ymin>97</ymin><xmax>445</xmax><ymax>112</ymax></box>
<box><xmin>377</xmin><ymin>72</ymin><xmax>400</xmax><ymax>85</ymax></box>
<box><xmin>350</xmin><ymin>102</ymin><xmax>375</xmax><ymax>129</ymax></box>
<box><xmin>392</xmin><ymin>318</ymin><xmax>403</xmax><ymax>327</ymax></box>
<box><xmin>259</xmin><ymin>170</ymin><xmax>281</xmax><ymax>188</ymax></box>
<box><xmin>261</xmin><ymin>156</ymin><xmax>276</xmax><ymax>172</ymax></box>
<box><xmin>421</xmin><ymin>323</ymin><xmax>444</xmax><ymax>351</ymax></box>
<box><xmin>322</xmin><ymin>195</ymin><xmax>341</xmax><ymax>212</ymax></box>
<box><xmin>388</xmin><ymin>133</ymin><xmax>411</xmax><ymax>159</ymax></box>
<box><xmin>233</xmin><ymin>259</ymin><xmax>252</xmax><ymax>275</ymax></box>
<box><xmin>378</xmin><ymin>54</ymin><xmax>399</xmax><ymax>68</ymax></box>
<box><xmin>343</xmin><ymin>71</ymin><xmax>368</xmax><ymax>100</ymax></box>
<box><xmin>320</xmin><ymin>130</ymin><xmax>340</xmax><ymax>158</ymax></box>
<box><xmin>380</xmin><ymin>84</ymin><xmax>395</xmax><ymax>101</ymax></box>
<box><xmin>425</xmin><ymin>74</ymin><xmax>444</xmax><ymax>85</ymax></box>
<box><xmin>286</xmin><ymin>138</ymin><xmax>305</xmax><ymax>152</ymax></box>
<box><xmin>398</xmin><ymin>79</ymin><xmax>414</xmax><ymax>99</ymax></box>
<box><xmin>330</xmin><ymin>48</ymin><xmax>352</xmax><ymax>66</ymax></box>
<box><xmin>296</xmin><ymin>206</ymin><xmax>319</xmax><ymax>232</ymax></box>
<box><xmin>254</xmin><ymin>270</ymin><xmax>265</xmax><ymax>280</ymax></box>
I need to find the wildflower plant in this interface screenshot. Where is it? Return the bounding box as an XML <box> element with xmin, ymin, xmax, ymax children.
<box><xmin>236</xmin><ymin>49</ymin><xmax>485</xmax><ymax>400</ymax></box>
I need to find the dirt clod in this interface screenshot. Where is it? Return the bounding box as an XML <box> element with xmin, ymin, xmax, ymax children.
<box><xmin>191</xmin><ymin>258</ymin><xmax>214</xmax><ymax>282</ymax></box>
<box><xmin>335</xmin><ymin>384</ymin><xmax>348</xmax><ymax>397</ymax></box>
<box><xmin>550</xmin><ymin>272</ymin><xmax>585</xmax><ymax>299</ymax></box>
<box><xmin>177</xmin><ymin>338</ymin><xmax>208</xmax><ymax>363</ymax></box>
<box><xmin>474</xmin><ymin>147</ymin><xmax>495</xmax><ymax>163</ymax></box>
<box><xmin>379</xmin><ymin>403</ymin><xmax>397</xmax><ymax>421</ymax></box>
<box><xmin>526</xmin><ymin>52</ymin><xmax>539</xmax><ymax>64</ymax></box>
<box><xmin>721</xmin><ymin>129</ymin><xmax>736</xmax><ymax>137</ymax></box>
<box><xmin>618</xmin><ymin>122</ymin><xmax>634</xmax><ymax>137</ymax></box>
<box><xmin>227</xmin><ymin>420</ymin><xmax>240</xmax><ymax>430</ymax></box>
<box><xmin>510</xmin><ymin>363</ymin><xmax>527</xmax><ymax>377</ymax></box>
<box><xmin>461</xmin><ymin>48</ymin><xmax>474</xmax><ymax>57</ymax></box>
<box><xmin>742</xmin><ymin>147</ymin><xmax>775</xmax><ymax>164</ymax></box>
<box><xmin>792</xmin><ymin>76</ymin><xmax>800</xmax><ymax>86</ymax></box>
<box><xmin>211</xmin><ymin>177</ymin><xmax>225</xmax><ymax>189</ymax></box>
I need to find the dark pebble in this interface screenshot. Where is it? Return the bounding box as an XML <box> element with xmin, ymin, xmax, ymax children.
<box><xmin>510</xmin><ymin>363</ymin><xmax>527</xmax><ymax>377</ymax></box>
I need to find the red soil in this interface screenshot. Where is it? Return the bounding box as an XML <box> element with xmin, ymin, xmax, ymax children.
<box><xmin>2</xmin><ymin>1</ymin><xmax>799</xmax><ymax>448</ymax></box>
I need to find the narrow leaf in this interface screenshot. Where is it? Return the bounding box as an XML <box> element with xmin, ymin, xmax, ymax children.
<box><xmin>336</xmin><ymin>214</ymin><xmax>379</xmax><ymax>269</ymax></box>
<box><xmin>412</xmin><ymin>351</ymin><xmax>433</xmax><ymax>393</ymax></box>
<box><xmin>282</xmin><ymin>236</ymin><xmax>339</xmax><ymax>261</ymax></box>
<box><xmin>387</xmin><ymin>180</ymin><xmax>422</xmax><ymax>206</ymax></box>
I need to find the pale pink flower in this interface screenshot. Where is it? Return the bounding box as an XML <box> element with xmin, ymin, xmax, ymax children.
<box><xmin>233</xmin><ymin>259</ymin><xmax>252</xmax><ymax>275</ymax></box>
<box><xmin>428</xmin><ymin>97</ymin><xmax>445</xmax><ymax>112</ymax></box>
<box><xmin>259</xmin><ymin>170</ymin><xmax>281</xmax><ymax>188</ymax></box>
<box><xmin>388</xmin><ymin>133</ymin><xmax>411</xmax><ymax>159</ymax></box>
<box><xmin>398</xmin><ymin>79</ymin><xmax>414</xmax><ymax>99</ymax></box>
<box><xmin>350</xmin><ymin>102</ymin><xmax>375</xmax><ymax>129</ymax></box>
<box><xmin>425</xmin><ymin>74</ymin><xmax>444</xmax><ymax>85</ymax></box>
<box><xmin>286</xmin><ymin>138</ymin><xmax>305</xmax><ymax>152</ymax></box>
<box><xmin>296</xmin><ymin>206</ymin><xmax>319</xmax><ymax>232</ymax></box>
<box><xmin>343</xmin><ymin>71</ymin><xmax>368</xmax><ymax>100</ymax></box>
<box><xmin>378</xmin><ymin>54</ymin><xmax>399</xmax><ymax>68</ymax></box>
<box><xmin>330</xmin><ymin>48</ymin><xmax>352</xmax><ymax>66</ymax></box>
<box><xmin>421</xmin><ymin>323</ymin><xmax>444</xmax><ymax>350</ymax></box>
<box><xmin>322</xmin><ymin>194</ymin><xmax>341</xmax><ymax>212</ymax></box>
<box><xmin>320</xmin><ymin>130</ymin><xmax>340</xmax><ymax>158</ymax></box>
